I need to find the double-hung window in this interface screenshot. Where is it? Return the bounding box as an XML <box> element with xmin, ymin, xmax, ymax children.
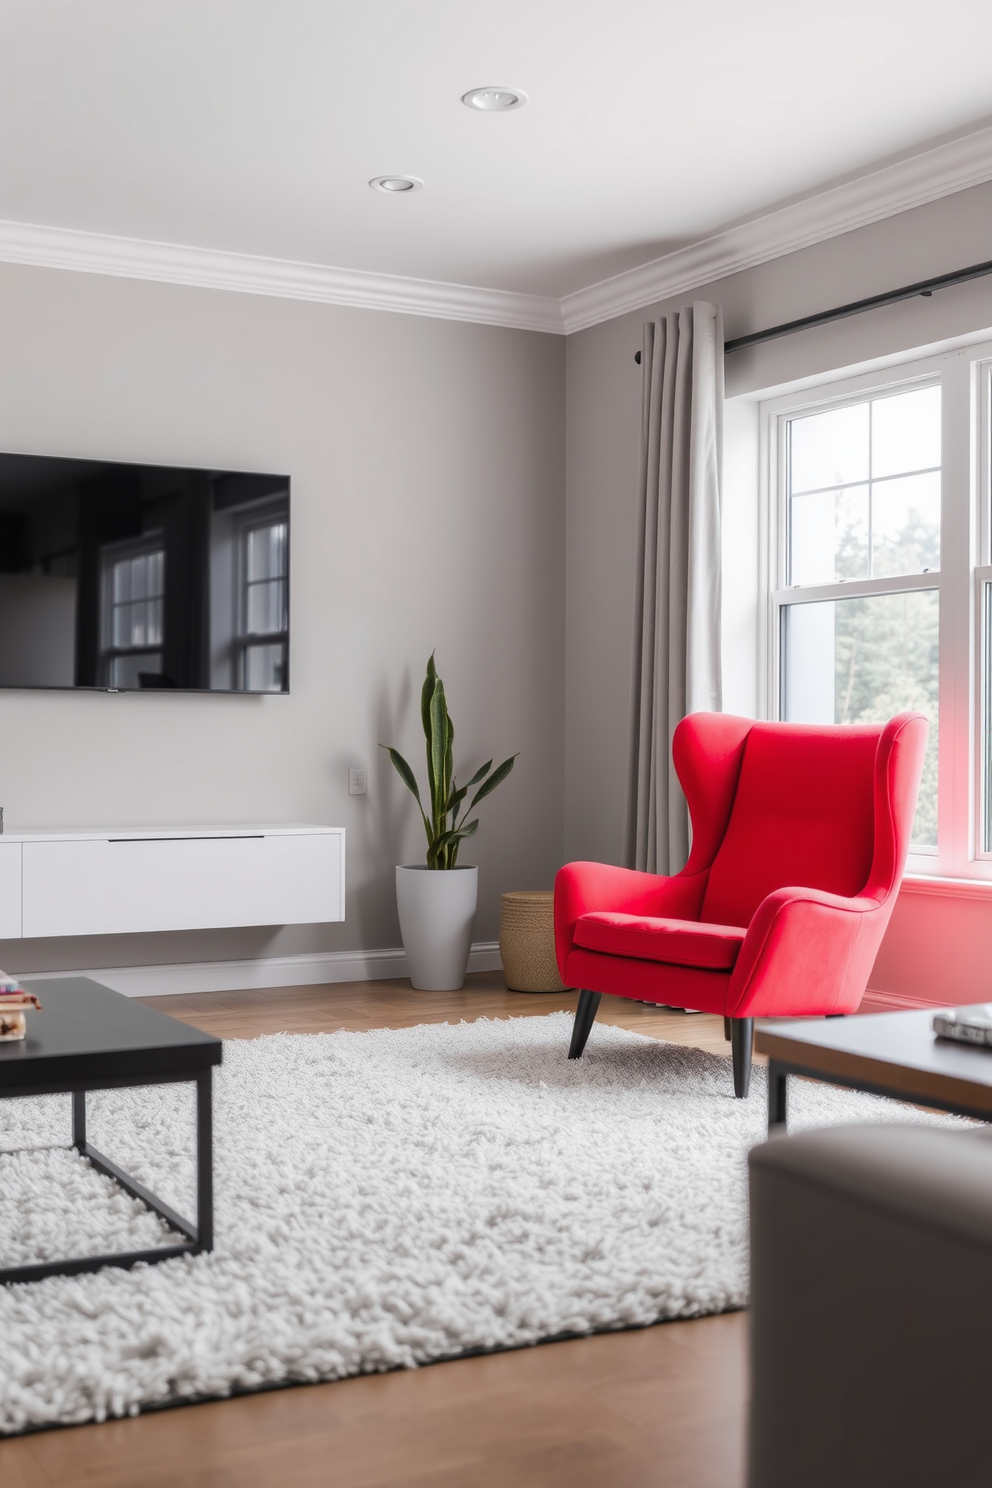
<box><xmin>763</xmin><ymin>340</ymin><xmax>992</xmax><ymax>877</ymax></box>
<box><xmin>237</xmin><ymin>515</ymin><xmax>288</xmax><ymax>692</ymax></box>
<box><xmin>100</xmin><ymin>537</ymin><xmax>166</xmax><ymax>689</ymax></box>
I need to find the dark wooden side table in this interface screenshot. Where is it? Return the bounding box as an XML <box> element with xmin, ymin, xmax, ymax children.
<box><xmin>755</xmin><ymin>1008</ymin><xmax>992</xmax><ymax>1134</ymax></box>
<box><xmin>0</xmin><ymin>976</ymin><xmax>222</xmax><ymax>1284</ymax></box>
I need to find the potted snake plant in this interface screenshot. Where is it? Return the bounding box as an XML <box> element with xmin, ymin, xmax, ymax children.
<box><xmin>382</xmin><ymin>653</ymin><xmax>516</xmax><ymax>990</ymax></box>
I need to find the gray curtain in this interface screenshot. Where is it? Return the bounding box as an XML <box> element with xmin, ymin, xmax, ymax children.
<box><xmin>627</xmin><ymin>301</ymin><xmax>724</xmax><ymax>875</ymax></box>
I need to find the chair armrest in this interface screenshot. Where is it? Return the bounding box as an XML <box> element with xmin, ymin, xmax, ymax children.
<box><xmin>553</xmin><ymin>861</ymin><xmax>706</xmax><ymax>975</ymax></box>
<box><xmin>728</xmin><ymin>885</ymin><xmax>888</xmax><ymax>1018</ymax></box>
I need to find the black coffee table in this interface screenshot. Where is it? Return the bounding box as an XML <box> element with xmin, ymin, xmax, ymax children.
<box><xmin>0</xmin><ymin>976</ymin><xmax>222</xmax><ymax>1284</ymax></box>
<box><xmin>755</xmin><ymin>1008</ymin><xmax>992</xmax><ymax>1133</ymax></box>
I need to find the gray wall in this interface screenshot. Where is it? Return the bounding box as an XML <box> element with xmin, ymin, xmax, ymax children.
<box><xmin>0</xmin><ymin>263</ymin><xmax>566</xmax><ymax>973</ymax></box>
<box><xmin>564</xmin><ymin>178</ymin><xmax>992</xmax><ymax>865</ymax></box>
<box><xmin>5</xmin><ymin>172</ymin><xmax>991</xmax><ymax>975</ymax></box>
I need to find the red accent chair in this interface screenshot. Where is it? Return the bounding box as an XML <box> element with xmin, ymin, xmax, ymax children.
<box><xmin>555</xmin><ymin>711</ymin><xmax>928</xmax><ymax>1097</ymax></box>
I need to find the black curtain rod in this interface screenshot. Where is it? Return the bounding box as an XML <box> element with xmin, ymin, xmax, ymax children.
<box><xmin>633</xmin><ymin>258</ymin><xmax>992</xmax><ymax>363</ymax></box>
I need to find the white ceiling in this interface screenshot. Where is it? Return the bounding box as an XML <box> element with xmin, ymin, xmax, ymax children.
<box><xmin>1</xmin><ymin>0</ymin><xmax>992</xmax><ymax>303</ymax></box>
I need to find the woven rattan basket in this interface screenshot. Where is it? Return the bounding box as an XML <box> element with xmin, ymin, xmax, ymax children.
<box><xmin>499</xmin><ymin>890</ymin><xmax>569</xmax><ymax>993</ymax></box>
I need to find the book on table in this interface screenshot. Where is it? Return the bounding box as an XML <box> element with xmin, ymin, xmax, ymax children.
<box><xmin>0</xmin><ymin>976</ymin><xmax>41</xmax><ymax>1041</ymax></box>
<box><xmin>933</xmin><ymin>1005</ymin><xmax>992</xmax><ymax>1048</ymax></box>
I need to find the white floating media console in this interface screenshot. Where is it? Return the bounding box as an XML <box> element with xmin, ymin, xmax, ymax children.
<box><xmin>0</xmin><ymin>826</ymin><xmax>344</xmax><ymax>939</ymax></box>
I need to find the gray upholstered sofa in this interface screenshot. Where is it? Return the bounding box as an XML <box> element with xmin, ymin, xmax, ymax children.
<box><xmin>748</xmin><ymin>1122</ymin><xmax>992</xmax><ymax>1488</ymax></box>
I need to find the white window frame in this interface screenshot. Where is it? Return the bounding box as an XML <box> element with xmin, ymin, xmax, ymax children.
<box><xmin>758</xmin><ymin>337</ymin><xmax>992</xmax><ymax>881</ymax></box>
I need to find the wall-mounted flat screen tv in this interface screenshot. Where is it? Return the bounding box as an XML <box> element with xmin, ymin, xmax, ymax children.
<box><xmin>0</xmin><ymin>453</ymin><xmax>290</xmax><ymax>693</ymax></box>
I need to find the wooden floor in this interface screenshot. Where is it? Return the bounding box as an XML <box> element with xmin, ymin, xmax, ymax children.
<box><xmin>0</xmin><ymin>975</ymin><xmax>748</xmax><ymax>1488</ymax></box>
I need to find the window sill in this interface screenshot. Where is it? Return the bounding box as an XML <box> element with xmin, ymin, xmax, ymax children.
<box><xmin>900</xmin><ymin>874</ymin><xmax>992</xmax><ymax>901</ymax></box>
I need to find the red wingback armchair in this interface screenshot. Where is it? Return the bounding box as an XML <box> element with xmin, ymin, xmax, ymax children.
<box><xmin>555</xmin><ymin>711</ymin><xmax>928</xmax><ymax>1098</ymax></box>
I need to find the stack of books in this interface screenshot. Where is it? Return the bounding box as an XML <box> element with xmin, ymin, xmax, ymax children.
<box><xmin>0</xmin><ymin>976</ymin><xmax>40</xmax><ymax>1041</ymax></box>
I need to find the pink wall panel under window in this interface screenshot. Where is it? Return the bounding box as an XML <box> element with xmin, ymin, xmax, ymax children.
<box><xmin>865</xmin><ymin>883</ymin><xmax>992</xmax><ymax>1011</ymax></box>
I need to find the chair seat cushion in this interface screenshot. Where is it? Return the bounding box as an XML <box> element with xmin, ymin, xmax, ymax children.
<box><xmin>573</xmin><ymin>912</ymin><xmax>746</xmax><ymax>970</ymax></box>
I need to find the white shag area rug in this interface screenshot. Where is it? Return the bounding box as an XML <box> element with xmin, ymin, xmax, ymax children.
<box><xmin>0</xmin><ymin>1011</ymin><xmax>958</xmax><ymax>1433</ymax></box>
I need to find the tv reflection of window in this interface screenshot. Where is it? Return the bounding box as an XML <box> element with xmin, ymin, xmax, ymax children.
<box><xmin>101</xmin><ymin>540</ymin><xmax>168</xmax><ymax>689</ymax></box>
<box><xmin>239</xmin><ymin>518</ymin><xmax>288</xmax><ymax>692</ymax></box>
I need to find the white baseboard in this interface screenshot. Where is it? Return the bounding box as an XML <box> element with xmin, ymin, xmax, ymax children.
<box><xmin>20</xmin><ymin>941</ymin><xmax>503</xmax><ymax>998</ymax></box>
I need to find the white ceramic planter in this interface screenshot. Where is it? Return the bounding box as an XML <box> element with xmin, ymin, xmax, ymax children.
<box><xmin>395</xmin><ymin>864</ymin><xmax>479</xmax><ymax>991</ymax></box>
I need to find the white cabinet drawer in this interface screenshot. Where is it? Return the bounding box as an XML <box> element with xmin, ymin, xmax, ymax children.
<box><xmin>21</xmin><ymin>832</ymin><xmax>343</xmax><ymax>938</ymax></box>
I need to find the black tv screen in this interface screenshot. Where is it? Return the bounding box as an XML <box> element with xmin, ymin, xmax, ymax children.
<box><xmin>0</xmin><ymin>453</ymin><xmax>290</xmax><ymax>693</ymax></box>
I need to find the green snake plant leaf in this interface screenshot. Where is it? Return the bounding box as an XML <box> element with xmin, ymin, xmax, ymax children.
<box><xmin>422</xmin><ymin>654</ymin><xmax>438</xmax><ymax>818</ymax></box>
<box><xmin>381</xmin><ymin>745</ymin><xmax>422</xmax><ymax>807</ymax></box>
<box><xmin>446</xmin><ymin>760</ymin><xmax>490</xmax><ymax>823</ymax></box>
<box><xmin>463</xmin><ymin>759</ymin><xmax>492</xmax><ymax>790</ymax></box>
<box><xmin>467</xmin><ymin>754</ymin><xmax>517</xmax><ymax>812</ymax></box>
<box><xmin>421</xmin><ymin>652</ymin><xmax>437</xmax><ymax>739</ymax></box>
<box><xmin>380</xmin><ymin>745</ymin><xmax>432</xmax><ymax>846</ymax></box>
<box><xmin>446</xmin><ymin>783</ymin><xmax>469</xmax><ymax>815</ymax></box>
<box><xmin>434</xmin><ymin>818</ymin><xmax>480</xmax><ymax>849</ymax></box>
<box><xmin>429</xmin><ymin>678</ymin><xmax>448</xmax><ymax>832</ymax></box>
<box><xmin>444</xmin><ymin>711</ymin><xmax>454</xmax><ymax>815</ymax></box>
<box><xmin>447</xmin><ymin>816</ymin><xmax>479</xmax><ymax>869</ymax></box>
<box><xmin>432</xmin><ymin>820</ymin><xmax>479</xmax><ymax>868</ymax></box>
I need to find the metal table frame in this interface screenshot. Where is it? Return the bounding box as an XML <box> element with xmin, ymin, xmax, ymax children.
<box><xmin>0</xmin><ymin>977</ymin><xmax>221</xmax><ymax>1285</ymax></box>
<box><xmin>0</xmin><ymin>1065</ymin><xmax>214</xmax><ymax>1285</ymax></box>
<box><xmin>766</xmin><ymin>1055</ymin><xmax>992</xmax><ymax>1134</ymax></box>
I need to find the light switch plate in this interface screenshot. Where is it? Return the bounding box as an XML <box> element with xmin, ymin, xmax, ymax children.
<box><xmin>349</xmin><ymin>767</ymin><xmax>368</xmax><ymax>796</ymax></box>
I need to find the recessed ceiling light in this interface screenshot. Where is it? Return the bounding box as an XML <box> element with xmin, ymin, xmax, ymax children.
<box><xmin>369</xmin><ymin>175</ymin><xmax>423</xmax><ymax>193</ymax></box>
<box><xmin>461</xmin><ymin>86</ymin><xmax>527</xmax><ymax>112</ymax></box>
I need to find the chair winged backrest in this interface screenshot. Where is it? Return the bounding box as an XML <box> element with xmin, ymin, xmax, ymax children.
<box><xmin>673</xmin><ymin>712</ymin><xmax>921</xmax><ymax>928</ymax></box>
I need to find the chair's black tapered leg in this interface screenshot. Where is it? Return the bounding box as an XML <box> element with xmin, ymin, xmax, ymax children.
<box><xmin>731</xmin><ymin>1017</ymin><xmax>754</xmax><ymax>1098</ymax></box>
<box><xmin>723</xmin><ymin>1017</ymin><xmax>732</xmax><ymax>1042</ymax></box>
<box><xmin>568</xmin><ymin>989</ymin><xmax>602</xmax><ymax>1059</ymax></box>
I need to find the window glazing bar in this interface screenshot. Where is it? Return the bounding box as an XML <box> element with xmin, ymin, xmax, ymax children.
<box><xmin>774</xmin><ymin>571</ymin><xmax>939</xmax><ymax>605</ymax></box>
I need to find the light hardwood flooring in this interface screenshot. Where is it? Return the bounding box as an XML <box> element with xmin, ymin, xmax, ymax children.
<box><xmin>0</xmin><ymin>975</ymin><xmax>749</xmax><ymax>1488</ymax></box>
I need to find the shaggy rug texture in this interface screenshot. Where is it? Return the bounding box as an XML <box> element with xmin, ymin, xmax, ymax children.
<box><xmin>0</xmin><ymin>1011</ymin><xmax>957</xmax><ymax>1432</ymax></box>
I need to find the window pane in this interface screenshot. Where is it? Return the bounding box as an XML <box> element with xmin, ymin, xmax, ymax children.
<box><xmin>790</xmin><ymin>403</ymin><xmax>869</xmax><ymax>494</ymax></box>
<box><xmin>871</xmin><ymin>471</ymin><xmax>941</xmax><ymax>577</ymax></box>
<box><xmin>247</xmin><ymin>522</ymin><xmax>287</xmax><ymax>584</ymax></box>
<box><xmin>130</xmin><ymin>556</ymin><xmax>148</xmax><ymax>602</ymax></box>
<box><xmin>782</xmin><ymin>589</ymin><xmax>939</xmax><ymax>846</ymax></box>
<box><xmin>134</xmin><ymin>601</ymin><xmax>150</xmax><ymax>647</ymax></box>
<box><xmin>146</xmin><ymin>597</ymin><xmax>163</xmax><ymax>646</ymax></box>
<box><xmin>247</xmin><ymin>579</ymin><xmax>285</xmax><ymax>635</ymax></box>
<box><xmin>245</xmin><ymin>642</ymin><xmax>286</xmax><ymax>693</ymax></box>
<box><xmin>871</xmin><ymin>386</ymin><xmax>941</xmax><ymax>478</ymax></box>
<box><xmin>790</xmin><ymin>485</ymin><xmax>869</xmax><ymax>585</ymax></box>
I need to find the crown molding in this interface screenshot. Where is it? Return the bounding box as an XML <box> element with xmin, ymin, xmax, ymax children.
<box><xmin>0</xmin><ymin>218</ymin><xmax>565</xmax><ymax>335</ymax></box>
<box><xmin>560</xmin><ymin>123</ymin><xmax>992</xmax><ymax>333</ymax></box>
<box><xmin>0</xmin><ymin>122</ymin><xmax>990</xmax><ymax>338</ymax></box>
